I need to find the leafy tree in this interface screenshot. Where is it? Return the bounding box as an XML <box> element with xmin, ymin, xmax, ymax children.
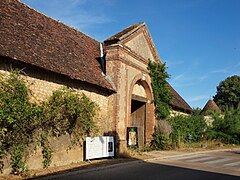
<box><xmin>213</xmin><ymin>75</ymin><xmax>240</xmax><ymax>110</ymax></box>
<box><xmin>148</xmin><ymin>61</ymin><xmax>172</xmax><ymax>119</ymax></box>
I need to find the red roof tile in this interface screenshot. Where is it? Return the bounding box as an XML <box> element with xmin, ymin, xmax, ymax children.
<box><xmin>201</xmin><ymin>100</ymin><xmax>221</xmax><ymax>115</ymax></box>
<box><xmin>0</xmin><ymin>0</ymin><xmax>114</xmax><ymax>91</ymax></box>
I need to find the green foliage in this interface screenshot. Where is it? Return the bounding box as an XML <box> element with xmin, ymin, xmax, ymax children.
<box><xmin>43</xmin><ymin>88</ymin><xmax>99</xmax><ymax>143</ymax></box>
<box><xmin>151</xmin><ymin>130</ymin><xmax>172</xmax><ymax>150</ymax></box>
<box><xmin>0</xmin><ymin>71</ymin><xmax>41</xmax><ymax>174</ymax></box>
<box><xmin>151</xmin><ymin>111</ymin><xmax>208</xmax><ymax>150</ymax></box>
<box><xmin>148</xmin><ymin>61</ymin><xmax>172</xmax><ymax>119</ymax></box>
<box><xmin>208</xmin><ymin>107</ymin><xmax>240</xmax><ymax>144</ymax></box>
<box><xmin>10</xmin><ymin>144</ymin><xmax>27</xmax><ymax>174</ymax></box>
<box><xmin>169</xmin><ymin>113</ymin><xmax>207</xmax><ymax>145</ymax></box>
<box><xmin>140</xmin><ymin>145</ymin><xmax>152</xmax><ymax>152</ymax></box>
<box><xmin>0</xmin><ymin>71</ymin><xmax>99</xmax><ymax>174</ymax></box>
<box><xmin>40</xmin><ymin>133</ymin><xmax>53</xmax><ymax>168</ymax></box>
<box><xmin>213</xmin><ymin>75</ymin><xmax>240</xmax><ymax>110</ymax></box>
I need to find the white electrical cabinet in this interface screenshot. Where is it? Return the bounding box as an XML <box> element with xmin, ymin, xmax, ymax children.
<box><xmin>85</xmin><ymin>136</ymin><xmax>114</xmax><ymax>160</ymax></box>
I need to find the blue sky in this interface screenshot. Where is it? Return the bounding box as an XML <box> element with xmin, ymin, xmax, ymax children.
<box><xmin>21</xmin><ymin>0</ymin><xmax>240</xmax><ymax>109</ymax></box>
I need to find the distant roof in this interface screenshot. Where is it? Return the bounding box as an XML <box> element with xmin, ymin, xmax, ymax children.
<box><xmin>167</xmin><ymin>83</ymin><xmax>193</xmax><ymax>113</ymax></box>
<box><xmin>201</xmin><ymin>100</ymin><xmax>221</xmax><ymax>115</ymax></box>
<box><xmin>0</xmin><ymin>0</ymin><xmax>114</xmax><ymax>91</ymax></box>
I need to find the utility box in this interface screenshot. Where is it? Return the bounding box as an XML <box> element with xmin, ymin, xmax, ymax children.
<box><xmin>85</xmin><ymin>136</ymin><xmax>114</xmax><ymax>160</ymax></box>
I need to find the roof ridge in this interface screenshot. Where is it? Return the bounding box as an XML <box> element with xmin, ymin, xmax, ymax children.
<box><xmin>118</xmin><ymin>22</ymin><xmax>145</xmax><ymax>40</ymax></box>
<box><xmin>19</xmin><ymin>0</ymin><xmax>100</xmax><ymax>43</ymax></box>
<box><xmin>104</xmin><ymin>22</ymin><xmax>145</xmax><ymax>44</ymax></box>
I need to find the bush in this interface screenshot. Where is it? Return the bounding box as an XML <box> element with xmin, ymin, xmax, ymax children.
<box><xmin>151</xmin><ymin>120</ymin><xmax>172</xmax><ymax>150</ymax></box>
<box><xmin>208</xmin><ymin>107</ymin><xmax>240</xmax><ymax>144</ymax></box>
<box><xmin>43</xmin><ymin>88</ymin><xmax>99</xmax><ymax>143</ymax></box>
<box><xmin>151</xmin><ymin>130</ymin><xmax>172</xmax><ymax>150</ymax></box>
<box><xmin>169</xmin><ymin>112</ymin><xmax>207</xmax><ymax>146</ymax></box>
<box><xmin>0</xmin><ymin>71</ymin><xmax>99</xmax><ymax>174</ymax></box>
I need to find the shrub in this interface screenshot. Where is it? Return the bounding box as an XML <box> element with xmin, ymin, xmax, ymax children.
<box><xmin>151</xmin><ymin>120</ymin><xmax>172</xmax><ymax>150</ymax></box>
<box><xmin>0</xmin><ymin>71</ymin><xmax>99</xmax><ymax>174</ymax></box>
<box><xmin>43</xmin><ymin>88</ymin><xmax>99</xmax><ymax>143</ymax></box>
<box><xmin>151</xmin><ymin>130</ymin><xmax>172</xmax><ymax>150</ymax></box>
<box><xmin>208</xmin><ymin>107</ymin><xmax>240</xmax><ymax>144</ymax></box>
<box><xmin>168</xmin><ymin>111</ymin><xmax>207</xmax><ymax>147</ymax></box>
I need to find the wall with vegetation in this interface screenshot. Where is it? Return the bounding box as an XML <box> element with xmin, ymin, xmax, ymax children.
<box><xmin>0</xmin><ymin>66</ymin><xmax>115</xmax><ymax>174</ymax></box>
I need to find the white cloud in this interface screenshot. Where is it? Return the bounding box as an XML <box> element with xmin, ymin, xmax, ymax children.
<box><xmin>210</xmin><ymin>69</ymin><xmax>228</xmax><ymax>74</ymax></box>
<box><xmin>164</xmin><ymin>59</ymin><xmax>184</xmax><ymax>67</ymax></box>
<box><xmin>199</xmin><ymin>75</ymin><xmax>208</xmax><ymax>81</ymax></box>
<box><xmin>172</xmin><ymin>74</ymin><xmax>184</xmax><ymax>82</ymax></box>
<box><xmin>188</xmin><ymin>95</ymin><xmax>209</xmax><ymax>102</ymax></box>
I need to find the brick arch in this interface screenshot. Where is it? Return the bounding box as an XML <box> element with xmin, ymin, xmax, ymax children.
<box><xmin>128</xmin><ymin>73</ymin><xmax>155</xmax><ymax>145</ymax></box>
<box><xmin>129</xmin><ymin>73</ymin><xmax>153</xmax><ymax>103</ymax></box>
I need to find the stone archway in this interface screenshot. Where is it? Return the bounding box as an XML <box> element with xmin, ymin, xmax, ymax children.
<box><xmin>128</xmin><ymin>74</ymin><xmax>155</xmax><ymax>148</ymax></box>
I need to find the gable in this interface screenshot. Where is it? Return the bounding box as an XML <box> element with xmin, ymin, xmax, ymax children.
<box><xmin>124</xmin><ymin>33</ymin><xmax>155</xmax><ymax>62</ymax></box>
<box><xmin>104</xmin><ymin>22</ymin><xmax>162</xmax><ymax>63</ymax></box>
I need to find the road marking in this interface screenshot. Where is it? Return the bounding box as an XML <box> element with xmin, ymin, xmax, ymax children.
<box><xmin>204</xmin><ymin>158</ymin><xmax>232</xmax><ymax>164</ymax></box>
<box><xmin>185</xmin><ymin>156</ymin><xmax>216</xmax><ymax>162</ymax></box>
<box><xmin>172</xmin><ymin>154</ymin><xmax>201</xmax><ymax>160</ymax></box>
<box><xmin>223</xmin><ymin>161</ymin><xmax>240</xmax><ymax>166</ymax></box>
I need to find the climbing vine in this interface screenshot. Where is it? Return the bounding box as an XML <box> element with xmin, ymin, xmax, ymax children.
<box><xmin>148</xmin><ymin>60</ymin><xmax>172</xmax><ymax>119</ymax></box>
<box><xmin>0</xmin><ymin>70</ymin><xmax>99</xmax><ymax>174</ymax></box>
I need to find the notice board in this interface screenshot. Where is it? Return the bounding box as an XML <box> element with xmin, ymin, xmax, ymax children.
<box><xmin>85</xmin><ymin>136</ymin><xmax>114</xmax><ymax>160</ymax></box>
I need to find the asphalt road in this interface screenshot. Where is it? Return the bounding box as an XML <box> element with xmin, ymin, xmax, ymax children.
<box><xmin>38</xmin><ymin>150</ymin><xmax>240</xmax><ymax>180</ymax></box>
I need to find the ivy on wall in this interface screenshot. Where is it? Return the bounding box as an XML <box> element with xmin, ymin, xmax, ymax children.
<box><xmin>148</xmin><ymin>61</ymin><xmax>172</xmax><ymax>119</ymax></box>
<box><xmin>0</xmin><ymin>70</ymin><xmax>99</xmax><ymax>174</ymax></box>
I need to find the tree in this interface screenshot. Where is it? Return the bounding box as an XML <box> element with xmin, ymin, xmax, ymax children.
<box><xmin>213</xmin><ymin>75</ymin><xmax>240</xmax><ymax>110</ymax></box>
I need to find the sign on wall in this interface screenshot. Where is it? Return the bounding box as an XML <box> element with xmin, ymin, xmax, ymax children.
<box><xmin>85</xmin><ymin>136</ymin><xmax>114</xmax><ymax>160</ymax></box>
<box><xmin>127</xmin><ymin>127</ymin><xmax>138</xmax><ymax>148</ymax></box>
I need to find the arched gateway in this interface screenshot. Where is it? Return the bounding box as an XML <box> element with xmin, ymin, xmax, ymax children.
<box><xmin>104</xmin><ymin>22</ymin><xmax>159</xmax><ymax>152</ymax></box>
<box><xmin>128</xmin><ymin>74</ymin><xmax>155</xmax><ymax>147</ymax></box>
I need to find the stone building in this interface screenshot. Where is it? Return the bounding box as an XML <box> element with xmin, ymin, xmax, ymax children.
<box><xmin>0</xmin><ymin>0</ymin><xmax>192</xmax><ymax>171</ymax></box>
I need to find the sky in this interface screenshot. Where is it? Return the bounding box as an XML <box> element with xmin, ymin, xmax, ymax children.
<box><xmin>20</xmin><ymin>0</ymin><xmax>240</xmax><ymax>109</ymax></box>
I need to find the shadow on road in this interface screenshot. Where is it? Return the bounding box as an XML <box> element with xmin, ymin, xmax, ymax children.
<box><xmin>31</xmin><ymin>158</ymin><xmax>239</xmax><ymax>180</ymax></box>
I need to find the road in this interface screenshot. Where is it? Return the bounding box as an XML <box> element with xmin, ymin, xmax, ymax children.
<box><xmin>38</xmin><ymin>150</ymin><xmax>240</xmax><ymax>180</ymax></box>
<box><xmin>151</xmin><ymin>149</ymin><xmax>240</xmax><ymax>177</ymax></box>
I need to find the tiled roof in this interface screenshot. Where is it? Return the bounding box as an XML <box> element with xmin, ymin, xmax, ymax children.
<box><xmin>201</xmin><ymin>100</ymin><xmax>221</xmax><ymax>115</ymax></box>
<box><xmin>104</xmin><ymin>23</ymin><xmax>145</xmax><ymax>45</ymax></box>
<box><xmin>0</xmin><ymin>0</ymin><xmax>114</xmax><ymax>91</ymax></box>
<box><xmin>167</xmin><ymin>83</ymin><xmax>193</xmax><ymax>113</ymax></box>
<box><xmin>0</xmin><ymin>0</ymin><xmax>192</xmax><ymax>112</ymax></box>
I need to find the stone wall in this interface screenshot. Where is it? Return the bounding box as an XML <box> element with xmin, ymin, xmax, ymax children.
<box><xmin>0</xmin><ymin>59</ymin><xmax>115</xmax><ymax>173</ymax></box>
<box><xmin>170</xmin><ymin>110</ymin><xmax>190</xmax><ymax>117</ymax></box>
